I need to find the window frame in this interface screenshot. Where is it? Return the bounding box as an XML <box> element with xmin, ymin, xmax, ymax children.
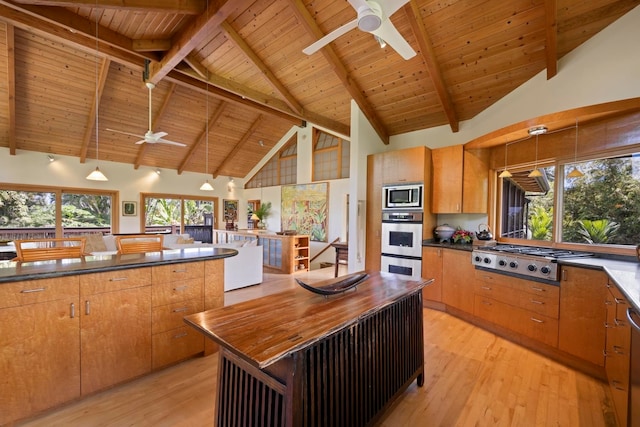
<box><xmin>140</xmin><ymin>192</ymin><xmax>219</xmax><ymax>232</ymax></box>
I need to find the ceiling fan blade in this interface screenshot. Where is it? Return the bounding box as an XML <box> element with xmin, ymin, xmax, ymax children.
<box><xmin>156</xmin><ymin>138</ymin><xmax>187</xmax><ymax>147</ymax></box>
<box><xmin>134</xmin><ymin>139</ymin><xmax>146</xmax><ymax>145</ymax></box>
<box><xmin>347</xmin><ymin>0</ymin><xmax>370</xmax><ymax>12</ymax></box>
<box><xmin>106</xmin><ymin>128</ymin><xmax>145</xmax><ymax>139</ymax></box>
<box><xmin>302</xmin><ymin>19</ymin><xmax>358</xmax><ymax>55</ymax></box>
<box><xmin>150</xmin><ymin>131</ymin><xmax>168</xmax><ymax>139</ymax></box>
<box><xmin>376</xmin><ymin>0</ymin><xmax>409</xmax><ymax>18</ymax></box>
<box><xmin>372</xmin><ymin>20</ymin><xmax>416</xmax><ymax>60</ymax></box>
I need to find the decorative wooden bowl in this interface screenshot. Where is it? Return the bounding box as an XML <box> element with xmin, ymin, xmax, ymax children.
<box><xmin>295</xmin><ymin>272</ymin><xmax>369</xmax><ymax>296</ymax></box>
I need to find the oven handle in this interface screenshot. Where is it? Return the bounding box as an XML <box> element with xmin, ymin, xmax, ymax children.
<box><xmin>628</xmin><ymin>307</ymin><xmax>640</xmax><ymax>333</ymax></box>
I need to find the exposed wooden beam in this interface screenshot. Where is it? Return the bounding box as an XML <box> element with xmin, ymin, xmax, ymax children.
<box><xmin>134</xmin><ymin>82</ymin><xmax>178</xmax><ymax>169</ymax></box>
<box><xmin>213</xmin><ymin>115</ymin><xmax>263</xmax><ymax>178</ymax></box>
<box><xmin>545</xmin><ymin>0</ymin><xmax>558</xmax><ymax>79</ymax></box>
<box><xmin>290</xmin><ymin>0</ymin><xmax>387</xmax><ymax>144</ymax></box>
<box><xmin>148</xmin><ymin>0</ymin><xmax>242</xmax><ymax>84</ymax></box>
<box><xmin>5</xmin><ymin>23</ymin><xmax>15</xmax><ymax>155</ymax></box>
<box><xmin>132</xmin><ymin>39</ymin><xmax>171</xmax><ymax>52</ymax></box>
<box><xmin>80</xmin><ymin>58</ymin><xmax>111</xmax><ymax>163</ymax></box>
<box><xmin>11</xmin><ymin>0</ymin><xmax>204</xmax><ymax>14</ymax></box>
<box><xmin>219</xmin><ymin>20</ymin><xmax>304</xmax><ymax>116</ymax></box>
<box><xmin>182</xmin><ymin>53</ymin><xmax>209</xmax><ymax>79</ymax></box>
<box><xmin>406</xmin><ymin>1</ymin><xmax>459</xmax><ymax>133</ymax></box>
<box><xmin>178</xmin><ymin>101</ymin><xmax>227</xmax><ymax>175</ymax></box>
<box><xmin>0</xmin><ymin>1</ymin><xmax>155</xmax><ymax>64</ymax></box>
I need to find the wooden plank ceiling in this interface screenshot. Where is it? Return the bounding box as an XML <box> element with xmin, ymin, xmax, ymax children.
<box><xmin>0</xmin><ymin>0</ymin><xmax>637</xmax><ymax>179</ymax></box>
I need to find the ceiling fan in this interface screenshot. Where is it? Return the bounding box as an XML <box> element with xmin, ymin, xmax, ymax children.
<box><xmin>107</xmin><ymin>82</ymin><xmax>186</xmax><ymax>147</ymax></box>
<box><xmin>302</xmin><ymin>0</ymin><xmax>416</xmax><ymax>60</ymax></box>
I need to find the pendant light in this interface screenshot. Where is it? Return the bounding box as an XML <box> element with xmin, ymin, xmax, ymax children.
<box><xmin>86</xmin><ymin>4</ymin><xmax>108</xmax><ymax>181</ymax></box>
<box><xmin>498</xmin><ymin>142</ymin><xmax>512</xmax><ymax>178</ymax></box>
<box><xmin>528</xmin><ymin>134</ymin><xmax>543</xmax><ymax>178</ymax></box>
<box><xmin>200</xmin><ymin>0</ymin><xmax>213</xmax><ymax>191</ymax></box>
<box><xmin>567</xmin><ymin>119</ymin><xmax>584</xmax><ymax>178</ymax></box>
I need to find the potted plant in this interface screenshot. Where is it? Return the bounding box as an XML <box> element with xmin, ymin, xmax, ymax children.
<box><xmin>252</xmin><ymin>202</ymin><xmax>272</xmax><ymax>229</ymax></box>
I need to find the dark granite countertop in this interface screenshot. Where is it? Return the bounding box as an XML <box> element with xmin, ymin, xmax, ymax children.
<box><xmin>422</xmin><ymin>240</ymin><xmax>474</xmax><ymax>252</ymax></box>
<box><xmin>0</xmin><ymin>247</ymin><xmax>237</xmax><ymax>284</ymax></box>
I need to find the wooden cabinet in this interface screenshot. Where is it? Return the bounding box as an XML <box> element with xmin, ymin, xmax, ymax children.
<box><xmin>474</xmin><ymin>269</ymin><xmax>560</xmax><ymax>347</ymax></box>
<box><xmin>421</xmin><ymin>246</ymin><xmax>443</xmax><ymax>303</ymax></box>
<box><xmin>431</xmin><ymin>145</ymin><xmax>489</xmax><ymax>213</ymax></box>
<box><xmin>0</xmin><ymin>277</ymin><xmax>80</xmax><ymax>425</ymax></box>
<box><xmin>80</xmin><ymin>268</ymin><xmax>152</xmax><ymax>395</ymax></box>
<box><xmin>365</xmin><ymin>146</ymin><xmax>436</xmax><ymax>271</ymax></box>
<box><xmin>558</xmin><ymin>266</ymin><xmax>607</xmax><ymax>366</ymax></box>
<box><xmin>441</xmin><ymin>249</ymin><xmax>475</xmax><ymax>313</ymax></box>
<box><xmin>604</xmin><ymin>281</ymin><xmax>631</xmax><ymax>427</ymax></box>
<box><xmin>204</xmin><ymin>259</ymin><xmax>225</xmax><ymax>355</ymax></box>
<box><xmin>151</xmin><ymin>262</ymin><xmax>205</xmax><ymax>369</ymax></box>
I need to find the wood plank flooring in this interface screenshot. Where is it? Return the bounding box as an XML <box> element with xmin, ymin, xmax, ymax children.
<box><xmin>17</xmin><ymin>268</ymin><xmax>616</xmax><ymax>427</ymax></box>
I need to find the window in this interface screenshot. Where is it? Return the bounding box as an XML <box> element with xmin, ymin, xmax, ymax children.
<box><xmin>312</xmin><ymin>130</ymin><xmax>349</xmax><ymax>181</ymax></box>
<box><xmin>245</xmin><ymin>136</ymin><xmax>297</xmax><ymax>188</ymax></box>
<box><xmin>0</xmin><ymin>185</ymin><xmax>114</xmax><ymax>240</ymax></box>
<box><xmin>561</xmin><ymin>154</ymin><xmax>640</xmax><ymax>245</ymax></box>
<box><xmin>498</xmin><ymin>151</ymin><xmax>640</xmax><ymax>247</ymax></box>
<box><xmin>142</xmin><ymin>194</ymin><xmax>217</xmax><ymax>239</ymax></box>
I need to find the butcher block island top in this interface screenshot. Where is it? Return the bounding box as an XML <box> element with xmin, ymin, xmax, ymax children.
<box><xmin>184</xmin><ymin>271</ymin><xmax>431</xmax><ymax>369</ymax></box>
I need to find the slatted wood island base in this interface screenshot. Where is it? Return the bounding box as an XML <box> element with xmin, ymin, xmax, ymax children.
<box><xmin>184</xmin><ymin>271</ymin><xmax>430</xmax><ymax>427</ymax></box>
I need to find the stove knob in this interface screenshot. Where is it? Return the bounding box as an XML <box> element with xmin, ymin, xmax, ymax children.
<box><xmin>498</xmin><ymin>259</ymin><xmax>507</xmax><ymax>267</ymax></box>
<box><xmin>483</xmin><ymin>257</ymin><xmax>492</xmax><ymax>264</ymax></box>
<box><xmin>527</xmin><ymin>264</ymin><xmax>538</xmax><ymax>272</ymax></box>
<box><xmin>540</xmin><ymin>266</ymin><xmax>551</xmax><ymax>275</ymax></box>
<box><xmin>474</xmin><ymin>255</ymin><xmax>483</xmax><ymax>263</ymax></box>
<box><xmin>509</xmin><ymin>261</ymin><xmax>518</xmax><ymax>269</ymax></box>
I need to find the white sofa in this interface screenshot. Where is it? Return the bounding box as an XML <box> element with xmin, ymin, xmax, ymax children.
<box><xmin>87</xmin><ymin>233</ymin><xmax>263</xmax><ymax>292</ymax></box>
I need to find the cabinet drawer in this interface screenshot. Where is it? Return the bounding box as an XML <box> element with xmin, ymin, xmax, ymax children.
<box><xmin>152</xmin><ymin>262</ymin><xmax>204</xmax><ymax>284</ymax></box>
<box><xmin>0</xmin><ymin>276</ymin><xmax>79</xmax><ymax>309</ymax></box>
<box><xmin>152</xmin><ymin>298</ymin><xmax>203</xmax><ymax>334</ymax></box>
<box><xmin>152</xmin><ymin>277</ymin><xmax>203</xmax><ymax>307</ymax></box>
<box><xmin>474</xmin><ymin>295</ymin><xmax>558</xmax><ymax>347</ymax></box>
<box><xmin>80</xmin><ymin>268</ymin><xmax>151</xmax><ymax>296</ymax></box>
<box><xmin>474</xmin><ymin>278</ymin><xmax>559</xmax><ymax>318</ymax></box>
<box><xmin>518</xmin><ymin>292</ymin><xmax>559</xmax><ymax>318</ymax></box>
<box><xmin>152</xmin><ymin>325</ymin><xmax>204</xmax><ymax>369</ymax></box>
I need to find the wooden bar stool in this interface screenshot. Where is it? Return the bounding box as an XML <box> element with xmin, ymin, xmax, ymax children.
<box><xmin>115</xmin><ymin>234</ymin><xmax>164</xmax><ymax>254</ymax></box>
<box><xmin>13</xmin><ymin>237</ymin><xmax>86</xmax><ymax>262</ymax></box>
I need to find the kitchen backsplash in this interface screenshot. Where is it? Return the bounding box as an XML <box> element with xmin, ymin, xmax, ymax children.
<box><xmin>436</xmin><ymin>213</ymin><xmax>489</xmax><ymax>235</ymax></box>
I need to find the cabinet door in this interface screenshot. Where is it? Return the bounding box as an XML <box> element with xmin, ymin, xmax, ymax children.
<box><xmin>0</xmin><ymin>299</ymin><xmax>80</xmax><ymax>425</ymax></box>
<box><xmin>421</xmin><ymin>247</ymin><xmax>443</xmax><ymax>303</ymax></box>
<box><xmin>382</xmin><ymin>146</ymin><xmax>425</xmax><ymax>184</ymax></box>
<box><xmin>365</xmin><ymin>154</ymin><xmax>383</xmax><ymax>271</ymax></box>
<box><xmin>81</xmin><ymin>286</ymin><xmax>152</xmax><ymax>395</ymax></box>
<box><xmin>462</xmin><ymin>148</ymin><xmax>489</xmax><ymax>213</ymax></box>
<box><xmin>204</xmin><ymin>259</ymin><xmax>225</xmax><ymax>355</ymax></box>
<box><xmin>441</xmin><ymin>249</ymin><xmax>474</xmax><ymax>313</ymax></box>
<box><xmin>558</xmin><ymin>266</ymin><xmax>607</xmax><ymax>366</ymax></box>
<box><xmin>431</xmin><ymin>145</ymin><xmax>463</xmax><ymax>213</ymax></box>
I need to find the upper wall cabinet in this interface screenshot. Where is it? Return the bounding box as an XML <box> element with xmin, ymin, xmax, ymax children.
<box><xmin>431</xmin><ymin>145</ymin><xmax>489</xmax><ymax>213</ymax></box>
<box><xmin>381</xmin><ymin>148</ymin><xmax>428</xmax><ymax>184</ymax></box>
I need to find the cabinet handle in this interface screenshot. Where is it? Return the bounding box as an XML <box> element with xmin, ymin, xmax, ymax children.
<box><xmin>605</xmin><ymin>299</ymin><xmax>613</xmax><ymax>305</ymax></box>
<box><xmin>614</xmin><ymin>297</ymin><xmax>626</xmax><ymax>304</ymax></box>
<box><xmin>109</xmin><ymin>277</ymin><xmax>128</xmax><ymax>282</ymax></box>
<box><xmin>530</xmin><ymin>317</ymin><xmax>544</xmax><ymax>323</ymax></box>
<box><xmin>85</xmin><ymin>300</ymin><xmax>90</xmax><ymax>315</ymax></box>
<box><xmin>173</xmin><ymin>269</ymin><xmax>187</xmax><ymax>273</ymax></box>
<box><xmin>173</xmin><ymin>285</ymin><xmax>188</xmax><ymax>292</ymax></box>
<box><xmin>20</xmin><ymin>287</ymin><xmax>46</xmax><ymax>293</ymax></box>
<box><xmin>561</xmin><ymin>269</ymin><xmax>567</xmax><ymax>281</ymax></box>
<box><xmin>173</xmin><ymin>307</ymin><xmax>188</xmax><ymax>313</ymax></box>
<box><xmin>530</xmin><ymin>286</ymin><xmax>545</xmax><ymax>292</ymax></box>
<box><xmin>481</xmin><ymin>300</ymin><xmax>492</xmax><ymax>306</ymax></box>
<box><xmin>481</xmin><ymin>275</ymin><xmax>492</xmax><ymax>281</ymax></box>
<box><xmin>614</xmin><ymin>318</ymin><xmax>625</xmax><ymax>327</ymax></box>
<box><xmin>612</xmin><ymin>380</ymin><xmax>625</xmax><ymax>391</ymax></box>
<box><xmin>529</xmin><ymin>299</ymin><xmax>544</xmax><ymax>305</ymax></box>
<box><xmin>173</xmin><ymin>332</ymin><xmax>188</xmax><ymax>339</ymax></box>
<box><xmin>604</xmin><ymin>322</ymin><xmax>613</xmax><ymax>328</ymax></box>
<box><xmin>481</xmin><ymin>286</ymin><xmax>492</xmax><ymax>290</ymax></box>
<box><xmin>603</xmin><ymin>349</ymin><xmax>609</xmax><ymax>357</ymax></box>
<box><xmin>70</xmin><ymin>303</ymin><xmax>75</xmax><ymax>318</ymax></box>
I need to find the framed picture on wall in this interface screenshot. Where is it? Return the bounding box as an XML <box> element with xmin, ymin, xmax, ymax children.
<box><xmin>123</xmin><ymin>201</ymin><xmax>137</xmax><ymax>216</ymax></box>
<box><xmin>223</xmin><ymin>199</ymin><xmax>238</xmax><ymax>221</ymax></box>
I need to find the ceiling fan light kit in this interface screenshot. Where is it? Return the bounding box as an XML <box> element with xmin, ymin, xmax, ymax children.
<box><xmin>302</xmin><ymin>0</ymin><xmax>416</xmax><ymax>60</ymax></box>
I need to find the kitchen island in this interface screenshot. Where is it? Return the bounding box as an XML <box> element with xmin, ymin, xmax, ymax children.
<box><xmin>0</xmin><ymin>247</ymin><xmax>237</xmax><ymax>426</ymax></box>
<box><xmin>184</xmin><ymin>270</ymin><xmax>430</xmax><ymax>427</ymax></box>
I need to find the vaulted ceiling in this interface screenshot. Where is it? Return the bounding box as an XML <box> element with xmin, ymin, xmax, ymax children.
<box><xmin>0</xmin><ymin>0</ymin><xmax>637</xmax><ymax>179</ymax></box>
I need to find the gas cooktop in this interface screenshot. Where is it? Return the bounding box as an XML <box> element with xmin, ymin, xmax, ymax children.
<box><xmin>471</xmin><ymin>245</ymin><xmax>594</xmax><ymax>281</ymax></box>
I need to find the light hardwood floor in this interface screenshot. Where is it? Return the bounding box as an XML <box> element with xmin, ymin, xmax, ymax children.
<box><xmin>18</xmin><ymin>268</ymin><xmax>616</xmax><ymax>427</ymax></box>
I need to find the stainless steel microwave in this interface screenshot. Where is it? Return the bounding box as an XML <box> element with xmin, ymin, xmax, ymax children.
<box><xmin>382</xmin><ymin>183</ymin><xmax>423</xmax><ymax>210</ymax></box>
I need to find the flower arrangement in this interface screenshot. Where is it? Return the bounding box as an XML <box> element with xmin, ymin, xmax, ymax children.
<box><xmin>452</xmin><ymin>228</ymin><xmax>474</xmax><ymax>244</ymax></box>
